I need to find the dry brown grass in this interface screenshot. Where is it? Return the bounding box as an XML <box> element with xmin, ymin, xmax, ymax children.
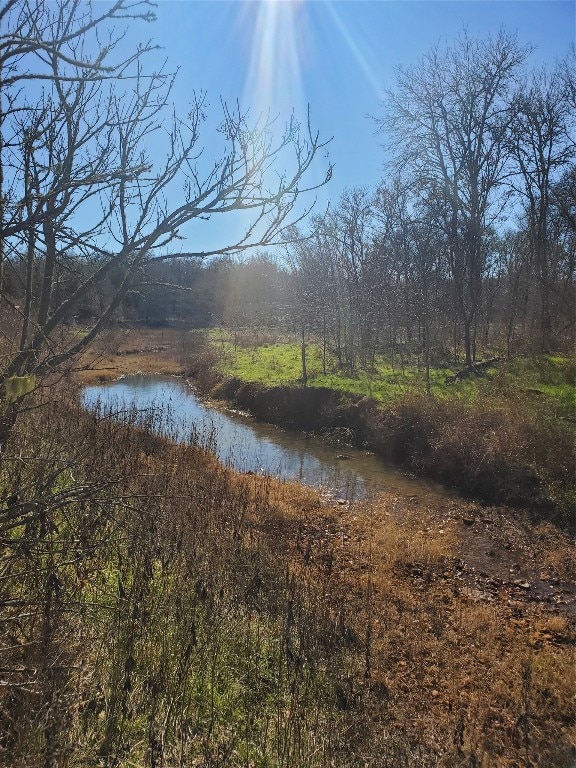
<box><xmin>1</xmin><ymin>385</ymin><xmax>574</xmax><ymax>766</ymax></box>
<box><xmin>48</xmin><ymin>329</ymin><xmax>575</xmax><ymax>764</ymax></box>
<box><xmin>249</xmin><ymin>482</ymin><xmax>576</xmax><ymax>767</ymax></box>
<box><xmin>76</xmin><ymin>327</ymin><xmax>186</xmax><ymax>383</ymax></box>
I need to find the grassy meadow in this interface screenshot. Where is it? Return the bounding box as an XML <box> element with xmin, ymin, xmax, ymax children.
<box><xmin>211</xmin><ymin>329</ymin><xmax>457</xmax><ymax>401</ymax></box>
<box><xmin>209</xmin><ymin>329</ymin><xmax>575</xmax><ymax>414</ymax></box>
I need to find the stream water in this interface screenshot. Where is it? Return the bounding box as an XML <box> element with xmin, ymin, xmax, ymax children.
<box><xmin>82</xmin><ymin>375</ymin><xmax>445</xmax><ymax>502</ymax></box>
<box><xmin>82</xmin><ymin>375</ymin><xmax>576</xmax><ymax>615</ymax></box>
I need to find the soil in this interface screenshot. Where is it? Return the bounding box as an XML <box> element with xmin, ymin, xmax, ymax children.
<box><xmin>294</xmin><ymin>490</ymin><xmax>576</xmax><ymax>630</ymax></box>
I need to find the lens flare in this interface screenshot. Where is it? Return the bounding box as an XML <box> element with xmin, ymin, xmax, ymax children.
<box><xmin>240</xmin><ymin>0</ymin><xmax>309</xmax><ymax>123</ymax></box>
<box><xmin>323</xmin><ymin>1</ymin><xmax>384</xmax><ymax>100</ymax></box>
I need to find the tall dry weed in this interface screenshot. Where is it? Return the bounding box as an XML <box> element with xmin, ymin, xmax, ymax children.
<box><xmin>1</xmin><ymin>387</ymin><xmax>574</xmax><ymax>767</ymax></box>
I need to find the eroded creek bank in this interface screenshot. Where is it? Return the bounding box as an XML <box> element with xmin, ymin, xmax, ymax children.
<box><xmin>207</xmin><ymin>376</ymin><xmax>565</xmax><ymax>524</ymax></box>
<box><xmin>83</xmin><ymin>374</ymin><xmax>576</xmax><ymax>622</ymax></box>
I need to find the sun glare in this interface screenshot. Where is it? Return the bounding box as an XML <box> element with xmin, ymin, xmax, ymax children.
<box><xmin>241</xmin><ymin>0</ymin><xmax>309</xmax><ymax>125</ymax></box>
<box><xmin>323</xmin><ymin>2</ymin><xmax>384</xmax><ymax>100</ymax></box>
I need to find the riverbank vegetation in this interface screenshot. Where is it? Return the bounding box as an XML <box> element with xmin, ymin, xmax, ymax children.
<box><xmin>1</xmin><ymin>388</ymin><xmax>574</xmax><ymax>767</ymax></box>
<box><xmin>75</xmin><ymin>326</ymin><xmax>575</xmax><ymax>527</ymax></box>
<box><xmin>175</xmin><ymin>328</ymin><xmax>573</xmax><ymax>529</ymax></box>
<box><xmin>1</xmin><ymin>2</ymin><xmax>575</xmax><ymax>765</ymax></box>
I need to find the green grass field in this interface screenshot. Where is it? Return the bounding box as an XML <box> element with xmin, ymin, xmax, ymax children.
<box><xmin>206</xmin><ymin>329</ymin><xmax>575</xmax><ymax>417</ymax></box>
<box><xmin>210</xmin><ymin>332</ymin><xmax>450</xmax><ymax>400</ymax></box>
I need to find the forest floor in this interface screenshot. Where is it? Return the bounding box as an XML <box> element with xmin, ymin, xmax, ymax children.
<box><xmin>71</xmin><ymin>326</ymin><xmax>576</xmax><ymax>763</ymax></box>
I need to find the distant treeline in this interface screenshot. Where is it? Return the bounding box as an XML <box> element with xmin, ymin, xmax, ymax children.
<box><xmin>4</xmin><ymin>33</ymin><xmax>573</xmax><ymax>368</ymax></box>
<box><xmin>124</xmin><ymin>33</ymin><xmax>575</xmax><ymax>366</ymax></box>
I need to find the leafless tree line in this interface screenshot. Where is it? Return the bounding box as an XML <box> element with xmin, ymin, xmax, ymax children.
<box><xmin>128</xmin><ymin>33</ymin><xmax>574</xmax><ymax>380</ymax></box>
<box><xmin>289</xmin><ymin>32</ymin><xmax>574</xmax><ymax>371</ymax></box>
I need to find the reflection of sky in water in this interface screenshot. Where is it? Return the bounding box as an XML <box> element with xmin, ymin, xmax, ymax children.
<box><xmin>82</xmin><ymin>375</ymin><xmax>438</xmax><ymax>502</ymax></box>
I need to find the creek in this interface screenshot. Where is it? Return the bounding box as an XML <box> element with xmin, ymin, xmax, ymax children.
<box><xmin>82</xmin><ymin>375</ymin><xmax>576</xmax><ymax>614</ymax></box>
<box><xmin>82</xmin><ymin>375</ymin><xmax>446</xmax><ymax>502</ymax></box>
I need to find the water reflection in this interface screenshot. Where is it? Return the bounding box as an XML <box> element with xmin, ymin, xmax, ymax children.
<box><xmin>82</xmin><ymin>375</ymin><xmax>441</xmax><ymax>502</ymax></box>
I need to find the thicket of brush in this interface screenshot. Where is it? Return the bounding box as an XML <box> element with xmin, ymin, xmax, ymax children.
<box><xmin>0</xmin><ymin>394</ymin><xmax>365</xmax><ymax>767</ymax></box>
<box><xmin>0</xmin><ymin>388</ymin><xmax>575</xmax><ymax>767</ymax></box>
<box><xmin>370</xmin><ymin>390</ymin><xmax>574</xmax><ymax>526</ymax></box>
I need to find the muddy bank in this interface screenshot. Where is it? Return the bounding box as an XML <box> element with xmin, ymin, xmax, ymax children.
<box><xmin>78</xmin><ymin>329</ymin><xmax>571</xmax><ymax>529</ymax></box>
<box><xmin>207</xmin><ymin>376</ymin><xmax>569</xmax><ymax>528</ymax></box>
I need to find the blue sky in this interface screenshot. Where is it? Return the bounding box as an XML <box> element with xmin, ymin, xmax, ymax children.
<box><xmin>124</xmin><ymin>0</ymin><xmax>575</xmax><ymax>252</ymax></box>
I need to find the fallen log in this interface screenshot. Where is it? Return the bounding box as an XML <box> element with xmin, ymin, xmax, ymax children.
<box><xmin>445</xmin><ymin>357</ymin><xmax>500</xmax><ymax>383</ymax></box>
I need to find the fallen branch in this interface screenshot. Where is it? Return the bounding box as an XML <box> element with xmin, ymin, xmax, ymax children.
<box><xmin>445</xmin><ymin>358</ymin><xmax>500</xmax><ymax>383</ymax></box>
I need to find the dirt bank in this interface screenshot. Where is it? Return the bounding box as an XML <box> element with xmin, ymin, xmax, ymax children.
<box><xmin>207</xmin><ymin>376</ymin><xmax>570</xmax><ymax>528</ymax></box>
<box><xmin>254</xmin><ymin>477</ymin><xmax>576</xmax><ymax>766</ymax></box>
<box><xmin>77</xmin><ymin>327</ymin><xmax>572</xmax><ymax>528</ymax></box>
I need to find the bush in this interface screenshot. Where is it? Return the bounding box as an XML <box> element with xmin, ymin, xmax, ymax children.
<box><xmin>180</xmin><ymin>330</ymin><xmax>221</xmax><ymax>390</ymax></box>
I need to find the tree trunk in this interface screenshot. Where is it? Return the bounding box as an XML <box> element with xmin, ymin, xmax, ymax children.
<box><xmin>539</xmin><ymin>278</ymin><xmax>552</xmax><ymax>353</ymax></box>
<box><xmin>0</xmin><ymin>405</ymin><xmax>18</xmax><ymax>451</ymax></box>
<box><xmin>301</xmin><ymin>325</ymin><xmax>307</xmax><ymax>387</ymax></box>
<box><xmin>322</xmin><ymin>314</ymin><xmax>327</xmax><ymax>375</ymax></box>
<box><xmin>463</xmin><ymin>319</ymin><xmax>473</xmax><ymax>367</ymax></box>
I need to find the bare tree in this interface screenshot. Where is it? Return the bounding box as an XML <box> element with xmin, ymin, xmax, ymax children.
<box><xmin>0</xmin><ymin>0</ymin><xmax>331</xmax><ymax>445</ymax></box>
<box><xmin>379</xmin><ymin>31</ymin><xmax>529</xmax><ymax>364</ymax></box>
<box><xmin>332</xmin><ymin>188</ymin><xmax>380</xmax><ymax>370</ymax></box>
<box><xmin>509</xmin><ymin>62</ymin><xmax>575</xmax><ymax>351</ymax></box>
<box><xmin>295</xmin><ymin>189</ymin><xmax>380</xmax><ymax>374</ymax></box>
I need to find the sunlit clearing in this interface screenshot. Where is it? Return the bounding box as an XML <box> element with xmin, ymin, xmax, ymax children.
<box><xmin>241</xmin><ymin>0</ymin><xmax>309</xmax><ymax>124</ymax></box>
